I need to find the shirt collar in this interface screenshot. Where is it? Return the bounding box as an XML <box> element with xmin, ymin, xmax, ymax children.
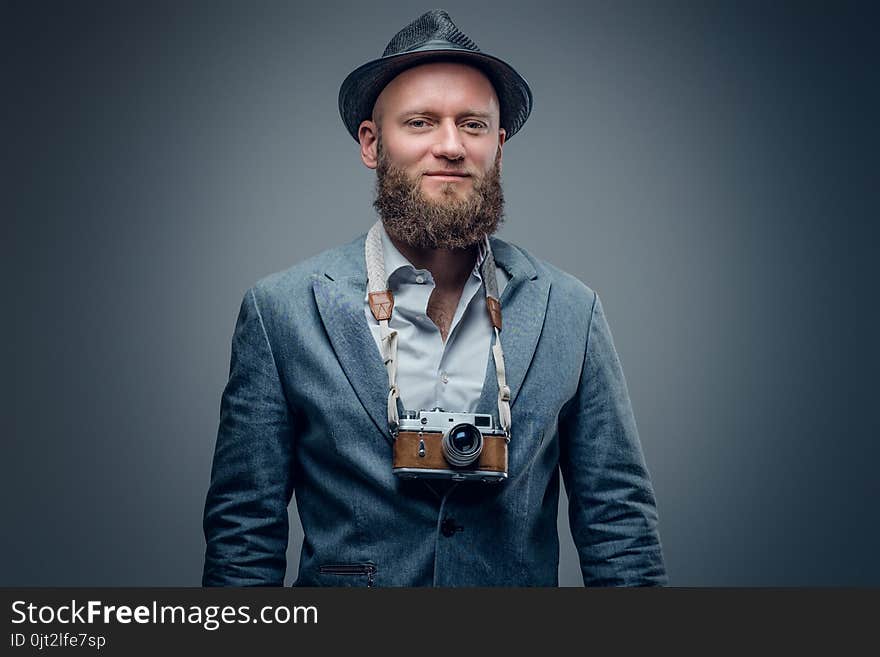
<box><xmin>377</xmin><ymin>222</ymin><xmax>491</xmax><ymax>285</ymax></box>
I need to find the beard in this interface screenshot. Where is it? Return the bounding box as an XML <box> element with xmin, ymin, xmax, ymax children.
<box><xmin>372</xmin><ymin>139</ymin><xmax>505</xmax><ymax>250</ymax></box>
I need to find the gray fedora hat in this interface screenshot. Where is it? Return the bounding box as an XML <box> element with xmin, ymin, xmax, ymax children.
<box><xmin>338</xmin><ymin>9</ymin><xmax>533</xmax><ymax>142</ymax></box>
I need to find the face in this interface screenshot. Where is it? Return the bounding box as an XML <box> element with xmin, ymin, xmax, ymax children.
<box><xmin>358</xmin><ymin>61</ymin><xmax>507</xmax><ymax>249</ymax></box>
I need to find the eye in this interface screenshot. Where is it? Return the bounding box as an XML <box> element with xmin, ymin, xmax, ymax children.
<box><xmin>463</xmin><ymin>121</ymin><xmax>487</xmax><ymax>131</ymax></box>
<box><xmin>407</xmin><ymin>119</ymin><xmax>430</xmax><ymax>128</ymax></box>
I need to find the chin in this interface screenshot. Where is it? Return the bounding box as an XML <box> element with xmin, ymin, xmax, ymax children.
<box><xmin>421</xmin><ymin>185</ymin><xmax>471</xmax><ymax>202</ymax></box>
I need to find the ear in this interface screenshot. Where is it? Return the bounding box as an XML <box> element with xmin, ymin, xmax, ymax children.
<box><xmin>359</xmin><ymin>120</ymin><xmax>379</xmax><ymax>169</ymax></box>
<box><xmin>497</xmin><ymin>127</ymin><xmax>507</xmax><ymax>173</ymax></box>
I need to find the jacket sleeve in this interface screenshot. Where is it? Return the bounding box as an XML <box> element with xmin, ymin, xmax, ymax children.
<box><xmin>558</xmin><ymin>291</ymin><xmax>667</xmax><ymax>586</ymax></box>
<box><xmin>202</xmin><ymin>287</ymin><xmax>294</xmax><ymax>586</ymax></box>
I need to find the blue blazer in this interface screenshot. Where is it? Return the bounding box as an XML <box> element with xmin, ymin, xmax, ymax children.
<box><xmin>202</xmin><ymin>233</ymin><xmax>667</xmax><ymax>586</ymax></box>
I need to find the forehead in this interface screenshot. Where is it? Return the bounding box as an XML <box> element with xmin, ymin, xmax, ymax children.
<box><xmin>376</xmin><ymin>61</ymin><xmax>500</xmax><ymax>116</ymax></box>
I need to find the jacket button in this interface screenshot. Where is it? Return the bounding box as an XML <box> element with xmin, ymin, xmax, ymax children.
<box><xmin>441</xmin><ymin>518</ymin><xmax>462</xmax><ymax>537</ymax></box>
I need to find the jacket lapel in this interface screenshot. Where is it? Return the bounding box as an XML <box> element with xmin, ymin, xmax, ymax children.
<box><xmin>476</xmin><ymin>237</ymin><xmax>551</xmax><ymax>417</ymax></box>
<box><xmin>311</xmin><ymin>235</ymin><xmax>394</xmax><ymax>444</ymax></box>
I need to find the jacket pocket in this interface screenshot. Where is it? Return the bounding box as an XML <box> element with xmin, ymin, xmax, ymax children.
<box><xmin>318</xmin><ymin>562</ymin><xmax>376</xmax><ymax>587</ymax></box>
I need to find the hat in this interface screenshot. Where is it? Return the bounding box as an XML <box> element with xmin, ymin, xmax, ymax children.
<box><xmin>338</xmin><ymin>9</ymin><xmax>533</xmax><ymax>142</ymax></box>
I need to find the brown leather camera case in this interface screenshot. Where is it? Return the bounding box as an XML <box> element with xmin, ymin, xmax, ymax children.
<box><xmin>393</xmin><ymin>430</ymin><xmax>508</xmax><ymax>473</ymax></box>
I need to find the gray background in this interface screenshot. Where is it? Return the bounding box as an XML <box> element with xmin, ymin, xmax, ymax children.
<box><xmin>5</xmin><ymin>0</ymin><xmax>878</xmax><ymax>586</ymax></box>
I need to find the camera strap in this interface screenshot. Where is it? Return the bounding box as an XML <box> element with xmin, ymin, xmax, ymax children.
<box><xmin>365</xmin><ymin>221</ymin><xmax>511</xmax><ymax>437</ymax></box>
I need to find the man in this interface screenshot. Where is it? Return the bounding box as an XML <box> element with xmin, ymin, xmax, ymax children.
<box><xmin>202</xmin><ymin>9</ymin><xmax>666</xmax><ymax>587</ymax></box>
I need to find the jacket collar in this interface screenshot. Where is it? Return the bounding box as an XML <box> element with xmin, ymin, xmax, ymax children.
<box><xmin>312</xmin><ymin>232</ymin><xmax>547</xmax><ymax>444</ymax></box>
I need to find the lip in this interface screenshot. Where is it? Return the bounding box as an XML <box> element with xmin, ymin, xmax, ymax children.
<box><xmin>424</xmin><ymin>172</ymin><xmax>471</xmax><ymax>181</ymax></box>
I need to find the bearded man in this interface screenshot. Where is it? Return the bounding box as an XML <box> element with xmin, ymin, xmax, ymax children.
<box><xmin>202</xmin><ymin>9</ymin><xmax>667</xmax><ymax>587</ymax></box>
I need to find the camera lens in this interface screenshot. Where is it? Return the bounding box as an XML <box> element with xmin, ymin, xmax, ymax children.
<box><xmin>442</xmin><ymin>423</ymin><xmax>484</xmax><ymax>467</ymax></box>
<box><xmin>451</xmin><ymin>425</ymin><xmax>479</xmax><ymax>451</ymax></box>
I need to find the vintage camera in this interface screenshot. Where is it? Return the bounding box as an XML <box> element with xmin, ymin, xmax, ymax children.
<box><xmin>392</xmin><ymin>408</ymin><xmax>509</xmax><ymax>482</ymax></box>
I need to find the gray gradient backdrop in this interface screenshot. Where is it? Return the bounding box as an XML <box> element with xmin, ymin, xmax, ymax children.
<box><xmin>5</xmin><ymin>1</ymin><xmax>878</xmax><ymax>586</ymax></box>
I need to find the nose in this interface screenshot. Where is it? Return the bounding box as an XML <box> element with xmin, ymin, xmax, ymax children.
<box><xmin>430</xmin><ymin>119</ymin><xmax>465</xmax><ymax>161</ymax></box>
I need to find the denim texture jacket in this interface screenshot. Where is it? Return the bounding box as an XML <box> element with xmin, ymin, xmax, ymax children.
<box><xmin>202</xmin><ymin>233</ymin><xmax>667</xmax><ymax>587</ymax></box>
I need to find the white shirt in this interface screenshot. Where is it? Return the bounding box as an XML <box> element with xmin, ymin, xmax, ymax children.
<box><xmin>364</xmin><ymin>224</ymin><xmax>509</xmax><ymax>413</ymax></box>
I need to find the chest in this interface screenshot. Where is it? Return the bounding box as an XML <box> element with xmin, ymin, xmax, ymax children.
<box><xmin>426</xmin><ymin>288</ymin><xmax>464</xmax><ymax>341</ymax></box>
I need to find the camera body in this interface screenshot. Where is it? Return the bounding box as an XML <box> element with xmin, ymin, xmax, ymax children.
<box><xmin>392</xmin><ymin>408</ymin><xmax>509</xmax><ymax>482</ymax></box>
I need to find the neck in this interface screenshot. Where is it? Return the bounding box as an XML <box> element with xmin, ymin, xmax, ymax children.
<box><xmin>387</xmin><ymin>234</ymin><xmax>477</xmax><ymax>292</ymax></box>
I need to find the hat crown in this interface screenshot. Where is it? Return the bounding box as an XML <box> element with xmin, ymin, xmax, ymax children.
<box><xmin>382</xmin><ymin>9</ymin><xmax>481</xmax><ymax>57</ymax></box>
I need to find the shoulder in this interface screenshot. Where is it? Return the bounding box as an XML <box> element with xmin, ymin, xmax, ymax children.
<box><xmin>248</xmin><ymin>233</ymin><xmax>366</xmax><ymax>304</ymax></box>
<box><xmin>490</xmin><ymin>236</ymin><xmax>598</xmax><ymax>311</ymax></box>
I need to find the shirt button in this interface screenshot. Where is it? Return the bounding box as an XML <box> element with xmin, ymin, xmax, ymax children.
<box><xmin>440</xmin><ymin>372</ymin><xmax>449</xmax><ymax>384</ymax></box>
<box><xmin>415</xmin><ymin>275</ymin><xmax>425</xmax><ymax>284</ymax></box>
<box><xmin>441</xmin><ymin>518</ymin><xmax>462</xmax><ymax>537</ymax></box>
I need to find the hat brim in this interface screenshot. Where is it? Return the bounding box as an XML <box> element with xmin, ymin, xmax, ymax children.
<box><xmin>338</xmin><ymin>47</ymin><xmax>533</xmax><ymax>143</ymax></box>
